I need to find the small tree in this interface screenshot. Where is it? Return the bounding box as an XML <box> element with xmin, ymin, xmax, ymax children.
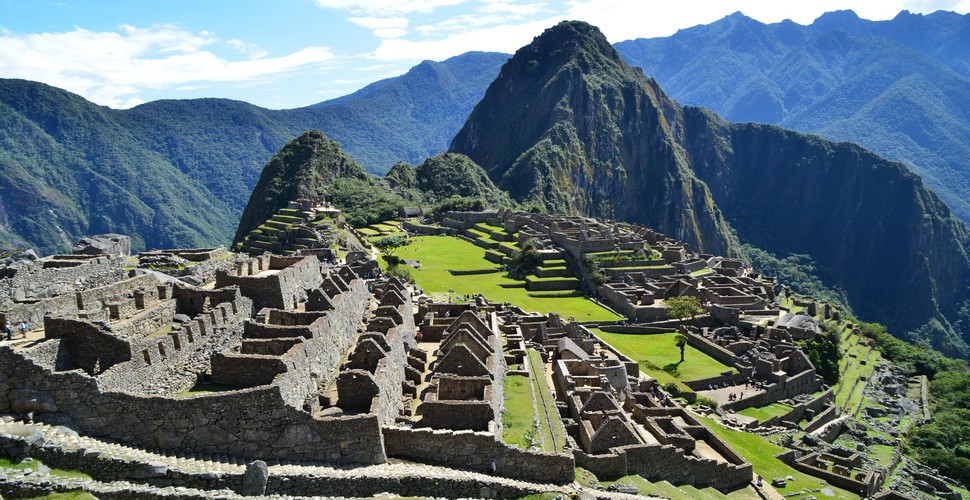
<box><xmin>666</xmin><ymin>295</ymin><xmax>702</xmax><ymax>326</ymax></box>
<box><xmin>373</xmin><ymin>235</ymin><xmax>412</xmax><ymax>270</ymax></box>
<box><xmin>667</xmin><ymin>295</ymin><xmax>701</xmax><ymax>363</ymax></box>
<box><xmin>674</xmin><ymin>333</ymin><xmax>688</xmax><ymax>362</ymax></box>
<box><xmin>372</xmin><ymin>235</ymin><xmax>411</xmax><ymax>257</ymax></box>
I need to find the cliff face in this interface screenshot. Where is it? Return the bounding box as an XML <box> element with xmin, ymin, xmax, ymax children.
<box><xmin>233</xmin><ymin>131</ymin><xmax>368</xmax><ymax>245</ymax></box>
<box><xmin>682</xmin><ymin>107</ymin><xmax>970</xmax><ymax>352</ymax></box>
<box><xmin>450</xmin><ymin>21</ymin><xmax>736</xmax><ymax>256</ymax></box>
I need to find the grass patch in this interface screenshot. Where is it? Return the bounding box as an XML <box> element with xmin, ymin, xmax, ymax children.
<box><xmin>869</xmin><ymin>444</ymin><xmax>895</xmax><ymax>467</ymax></box>
<box><xmin>391</xmin><ymin>236</ymin><xmax>621</xmax><ymax>321</ymax></box>
<box><xmin>502</xmin><ymin>373</ymin><xmax>536</xmax><ymax>448</ymax></box>
<box><xmin>592</xmin><ymin>330</ymin><xmax>737</xmax><ymax>383</ymax></box>
<box><xmin>737</xmin><ymin>402</ymin><xmax>793</xmax><ymax>422</ymax></box>
<box><xmin>0</xmin><ymin>457</ymin><xmax>93</xmax><ymax>482</ymax></box>
<box><xmin>695</xmin><ymin>416</ymin><xmax>858</xmax><ymax>499</ymax></box>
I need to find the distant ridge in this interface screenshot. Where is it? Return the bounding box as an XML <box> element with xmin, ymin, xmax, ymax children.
<box><xmin>614</xmin><ymin>9</ymin><xmax>970</xmax><ymax>222</ymax></box>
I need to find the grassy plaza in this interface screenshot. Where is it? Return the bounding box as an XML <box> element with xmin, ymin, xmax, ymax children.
<box><xmin>391</xmin><ymin>235</ymin><xmax>621</xmax><ymax>321</ymax></box>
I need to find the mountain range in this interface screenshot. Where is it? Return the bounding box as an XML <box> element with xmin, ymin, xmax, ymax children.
<box><xmin>231</xmin><ymin>20</ymin><xmax>970</xmax><ymax>358</ymax></box>
<box><xmin>614</xmin><ymin>9</ymin><xmax>970</xmax><ymax>222</ymax></box>
<box><xmin>0</xmin><ymin>51</ymin><xmax>507</xmax><ymax>254</ymax></box>
<box><xmin>2</xmin><ymin>11</ymin><xmax>970</xmax><ymax>356</ymax></box>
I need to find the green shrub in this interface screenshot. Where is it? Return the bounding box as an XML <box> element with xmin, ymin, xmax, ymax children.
<box><xmin>696</xmin><ymin>396</ymin><xmax>719</xmax><ymax>409</ymax></box>
<box><xmin>507</xmin><ymin>239</ymin><xmax>542</xmax><ymax>279</ymax></box>
<box><xmin>662</xmin><ymin>382</ymin><xmax>682</xmax><ymax>397</ymax></box>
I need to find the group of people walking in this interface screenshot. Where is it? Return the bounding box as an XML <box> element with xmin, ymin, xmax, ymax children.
<box><xmin>3</xmin><ymin>321</ymin><xmax>29</xmax><ymax>340</ymax></box>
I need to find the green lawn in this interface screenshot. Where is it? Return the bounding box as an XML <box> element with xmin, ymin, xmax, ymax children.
<box><xmin>592</xmin><ymin>330</ymin><xmax>737</xmax><ymax>385</ymax></box>
<box><xmin>737</xmin><ymin>402</ymin><xmax>793</xmax><ymax>422</ymax></box>
<box><xmin>695</xmin><ymin>416</ymin><xmax>859</xmax><ymax>499</ymax></box>
<box><xmin>502</xmin><ymin>373</ymin><xmax>536</xmax><ymax>449</ymax></box>
<box><xmin>869</xmin><ymin>444</ymin><xmax>895</xmax><ymax>467</ymax></box>
<box><xmin>392</xmin><ymin>236</ymin><xmax>621</xmax><ymax>321</ymax></box>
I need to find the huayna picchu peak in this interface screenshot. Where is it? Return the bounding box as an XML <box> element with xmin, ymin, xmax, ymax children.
<box><xmin>451</xmin><ymin>21</ymin><xmax>737</xmax><ymax>257</ymax></box>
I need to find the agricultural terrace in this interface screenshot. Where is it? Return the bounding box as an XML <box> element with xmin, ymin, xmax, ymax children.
<box><xmin>389</xmin><ymin>236</ymin><xmax>621</xmax><ymax>321</ymax></box>
<box><xmin>587</xmin><ymin>467</ymin><xmax>762</xmax><ymax>500</ymax></box>
<box><xmin>834</xmin><ymin>324</ymin><xmax>881</xmax><ymax>415</ymax></box>
<box><xmin>590</xmin><ymin>329</ymin><xmax>737</xmax><ymax>391</ymax></box>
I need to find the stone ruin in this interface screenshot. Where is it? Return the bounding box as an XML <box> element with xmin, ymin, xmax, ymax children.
<box><xmin>0</xmin><ymin>238</ymin><xmax>584</xmax><ymax>497</ymax></box>
<box><xmin>539</xmin><ymin>322</ymin><xmax>753</xmax><ymax>490</ymax></box>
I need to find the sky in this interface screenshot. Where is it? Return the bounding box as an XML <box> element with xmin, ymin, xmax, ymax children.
<box><xmin>1</xmin><ymin>0</ymin><xmax>968</xmax><ymax>109</ymax></box>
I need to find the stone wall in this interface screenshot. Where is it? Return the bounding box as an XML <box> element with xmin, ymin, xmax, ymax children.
<box><xmin>576</xmin><ymin>442</ymin><xmax>751</xmax><ymax>489</ymax></box>
<box><xmin>40</xmin><ymin>288</ymin><xmax>252</xmax><ymax>396</ymax></box>
<box><xmin>0</xmin><ymin>346</ymin><xmax>385</xmax><ymax>464</ymax></box>
<box><xmin>211</xmin><ymin>353</ymin><xmax>288</xmax><ymax>387</ymax></box>
<box><xmin>382</xmin><ymin>426</ymin><xmax>574</xmax><ymax>484</ymax></box>
<box><xmin>215</xmin><ymin>255</ymin><xmax>323</xmax><ymax>310</ymax></box>
<box><xmin>0</xmin><ymin>423</ymin><xmax>551</xmax><ymax>499</ymax></box>
<box><xmin>1</xmin><ymin>272</ymin><xmax>159</xmax><ymax>328</ymax></box>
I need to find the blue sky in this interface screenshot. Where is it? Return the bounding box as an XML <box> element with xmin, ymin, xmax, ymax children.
<box><xmin>1</xmin><ymin>0</ymin><xmax>967</xmax><ymax>109</ymax></box>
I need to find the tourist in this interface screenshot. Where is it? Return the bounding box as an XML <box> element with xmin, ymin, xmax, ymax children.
<box><xmin>17</xmin><ymin>322</ymin><xmax>26</xmax><ymax>338</ymax></box>
<box><xmin>756</xmin><ymin>475</ymin><xmax>763</xmax><ymax>488</ymax></box>
<box><xmin>3</xmin><ymin>323</ymin><xmax>10</xmax><ymax>340</ymax></box>
<box><xmin>490</xmin><ymin>460</ymin><xmax>497</xmax><ymax>475</ymax></box>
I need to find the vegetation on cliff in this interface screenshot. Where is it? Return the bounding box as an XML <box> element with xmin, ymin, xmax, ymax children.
<box><xmin>0</xmin><ymin>52</ymin><xmax>506</xmax><ymax>253</ymax></box>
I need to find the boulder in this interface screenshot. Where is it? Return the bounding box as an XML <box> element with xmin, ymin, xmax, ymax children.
<box><xmin>73</xmin><ymin>234</ymin><xmax>130</xmax><ymax>257</ymax></box>
<box><xmin>241</xmin><ymin>460</ymin><xmax>268</xmax><ymax>496</ymax></box>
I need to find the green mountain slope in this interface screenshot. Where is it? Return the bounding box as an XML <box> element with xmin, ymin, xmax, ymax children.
<box><xmin>386</xmin><ymin>152</ymin><xmax>513</xmax><ymax>208</ymax></box>
<box><xmin>0</xmin><ymin>52</ymin><xmax>506</xmax><ymax>253</ymax></box>
<box><xmin>450</xmin><ymin>20</ymin><xmax>970</xmax><ymax>356</ymax></box>
<box><xmin>0</xmin><ymin>81</ymin><xmax>236</xmax><ymax>254</ymax></box>
<box><xmin>614</xmin><ymin>10</ymin><xmax>970</xmax><ymax>222</ymax></box>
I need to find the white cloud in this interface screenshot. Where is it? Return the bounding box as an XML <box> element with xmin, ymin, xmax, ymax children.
<box><xmin>316</xmin><ymin>0</ymin><xmax>467</xmax><ymax>15</ymax></box>
<box><xmin>0</xmin><ymin>24</ymin><xmax>335</xmax><ymax>108</ymax></box>
<box><xmin>348</xmin><ymin>16</ymin><xmax>409</xmax><ymax>30</ymax></box>
<box><xmin>226</xmin><ymin>38</ymin><xmax>269</xmax><ymax>58</ymax></box>
<box><xmin>348</xmin><ymin>16</ymin><xmax>409</xmax><ymax>38</ymax></box>
<box><xmin>480</xmin><ymin>0</ymin><xmax>547</xmax><ymax>16</ymax></box>
<box><xmin>370</xmin><ymin>18</ymin><xmax>557</xmax><ymax>60</ymax></box>
<box><xmin>373</xmin><ymin>28</ymin><xmax>409</xmax><ymax>38</ymax></box>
